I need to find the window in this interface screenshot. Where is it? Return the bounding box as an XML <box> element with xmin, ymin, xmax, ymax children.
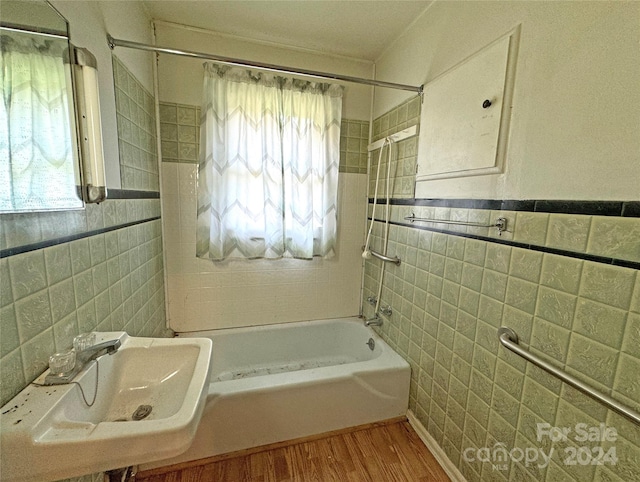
<box><xmin>0</xmin><ymin>29</ymin><xmax>82</xmax><ymax>212</ymax></box>
<box><xmin>196</xmin><ymin>65</ymin><xmax>343</xmax><ymax>260</ymax></box>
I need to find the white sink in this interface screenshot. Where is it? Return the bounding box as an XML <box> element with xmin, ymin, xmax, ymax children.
<box><xmin>0</xmin><ymin>332</ymin><xmax>212</xmax><ymax>482</ymax></box>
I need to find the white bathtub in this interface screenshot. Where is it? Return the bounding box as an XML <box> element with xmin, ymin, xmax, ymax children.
<box><xmin>141</xmin><ymin>317</ymin><xmax>409</xmax><ymax>470</ymax></box>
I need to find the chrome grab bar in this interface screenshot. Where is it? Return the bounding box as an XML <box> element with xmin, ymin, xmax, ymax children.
<box><xmin>369</xmin><ymin>249</ymin><xmax>401</xmax><ymax>266</ymax></box>
<box><xmin>498</xmin><ymin>327</ymin><xmax>640</xmax><ymax>426</ymax></box>
<box><xmin>404</xmin><ymin>213</ymin><xmax>507</xmax><ymax>235</ymax></box>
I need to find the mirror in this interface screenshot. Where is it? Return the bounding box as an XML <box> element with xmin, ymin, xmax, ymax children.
<box><xmin>0</xmin><ymin>0</ymin><xmax>83</xmax><ymax>212</ymax></box>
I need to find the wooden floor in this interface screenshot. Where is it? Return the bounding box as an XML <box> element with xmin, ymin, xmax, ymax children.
<box><xmin>136</xmin><ymin>421</ymin><xmax>449</xmax><ymax>482</ymax></box>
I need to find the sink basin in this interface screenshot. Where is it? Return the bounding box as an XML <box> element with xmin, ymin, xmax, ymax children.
<box><xmin>0</xmin><ymin>332</ymin><xmax>212</xmax><ymax>482</ymax></box>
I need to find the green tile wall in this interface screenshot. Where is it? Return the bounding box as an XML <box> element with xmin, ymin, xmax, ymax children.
<box><xmin>369</xmin><ymin>95</ymin><xmax>422</xmax><ymax>198</ymax></box>
<box><xmin>159</xmin><ymin>102</ymin><xmax>370</xmax><ymax>175</ymax></box>
<box><xmin>113</xmin><ymin>56</ymin><xmax>159</xmax><ymax>191</ymax></box>
<box><xmin>377</xmin><ymin>203</ymin><xmax>640</xmax><ymax>264</ymax></box>
<box><xmin>339</xmin><ymin>119</ymin><xmax>369</xmax><ymax>174</ymax></box>
<box><xmin>159</xmin><ymin>102</ymin><xmax>201</xmax><ymax>164</ymax></box>
<box><xmin>363</xmin><ymin>204</ymin><xmax>640</xmax><ymax>482</ymax></box>
<box><xmin>0</xmin><ymin>200</ymin><xmax>167</xmax><ymax>408</ymax></box>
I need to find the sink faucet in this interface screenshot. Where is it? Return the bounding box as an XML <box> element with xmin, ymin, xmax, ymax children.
<box><xmin>364</xmin><ymin>315</ymin><xmax>383</xmax><ymax>327</ymax></box>
<box><xmin>43</xmin><ymin>339</ymin><xmax>121</xmax><ymax>386</ymax></box>
<box><xmin>78</xmin><ymin>339</ymin><xmax>122</xmax><ymax>363</ymax></box>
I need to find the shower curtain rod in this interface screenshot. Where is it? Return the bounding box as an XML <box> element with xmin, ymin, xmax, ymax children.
<box><xmin>107</xmin><ymin>35</ymin><xmax>423</xmax><ymax>93</ymax></box>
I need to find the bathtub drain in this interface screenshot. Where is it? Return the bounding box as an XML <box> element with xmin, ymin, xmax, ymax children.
<box><xmin>366</xmin><ymin>338</ymin><xmax>375</xmax><ymax>351</ymax></box>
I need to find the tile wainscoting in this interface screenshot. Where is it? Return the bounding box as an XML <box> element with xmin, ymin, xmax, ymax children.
<box><xmin>0</xmin><ymin>197</ymin><xmax>168</xmax><ymax>408</ymax></box>
<box><xmin>363</xmin><ymin>201</ymin><xmax>640</xmax><ymax>482</ymax></box>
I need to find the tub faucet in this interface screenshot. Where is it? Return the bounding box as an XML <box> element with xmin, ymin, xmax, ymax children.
<box><xmin>365</xmin><ymin>316</ymin><xmax>383</xmax><ymax>327</ymax></box>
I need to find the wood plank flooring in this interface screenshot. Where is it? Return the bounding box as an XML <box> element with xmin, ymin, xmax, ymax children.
<box><xmin>136</xmin><ymin>420</ymin><xmax>450</xmax><ymax>482</ymax></box>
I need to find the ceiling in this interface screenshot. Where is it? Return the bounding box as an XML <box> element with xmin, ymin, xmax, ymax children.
<box><xmin>142</xmin><ymin>1</ymin><xmax>432</xmax><ymax>61</ymax></box>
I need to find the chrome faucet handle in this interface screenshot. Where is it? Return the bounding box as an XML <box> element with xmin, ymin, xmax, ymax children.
<box><xmin>42</xmin><ymin>339</ymin><xmax>121</xmax><ymax>386</ymax></box>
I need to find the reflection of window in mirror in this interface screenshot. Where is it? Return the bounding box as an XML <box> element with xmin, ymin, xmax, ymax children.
<box><xmin>0</xmin><ymin>28</ymin><xmax>83</xmax><ymax>212</ymax></box>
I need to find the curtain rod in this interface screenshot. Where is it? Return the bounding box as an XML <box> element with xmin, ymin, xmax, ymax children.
<box><xmin>107</xmin><ymin>34</ymin><xmax>423</xmax><ymax>94</ymax></box>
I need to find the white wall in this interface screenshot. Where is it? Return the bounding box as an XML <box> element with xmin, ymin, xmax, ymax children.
<box><xmin>154</xmin><ymin>22</ymin><xmax>374</xmax><ymax>120</ymax></box>
<box><xmin>50</xmin><ymin>0</ymin><xmax>155</xmax><ymax>189</ymax></box>
<box><xmin>375</xmin><ymin>1</ymin><xmax>640</xmax><ymax>201</ymax></box>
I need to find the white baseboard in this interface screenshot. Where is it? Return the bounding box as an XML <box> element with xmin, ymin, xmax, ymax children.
<box><xmin>407</xmin><ymin>410</ymin><xmax>467</xmax><ymax>482</ymax></box>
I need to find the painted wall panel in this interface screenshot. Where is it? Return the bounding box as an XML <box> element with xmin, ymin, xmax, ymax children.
<box><xmin>375</xmin><ymin>2</ymin><xmax>640</xmax><ymax>200</ymax></box>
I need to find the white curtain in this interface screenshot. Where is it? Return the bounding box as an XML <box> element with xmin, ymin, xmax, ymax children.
<box><xmin>197</xmin><ymin>64</ymin><xmax>343</xmax><ymax>261</ymax></box>
<box><xmin>0</xmin><ymin>30</ymin><xmax>81</xmax><ymax>212</ymax></box>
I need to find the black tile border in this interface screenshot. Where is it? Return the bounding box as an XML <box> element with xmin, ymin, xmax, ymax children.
<box><xmin>369</xmin><ymin>198</ymin><xmax>640</xmax><ymax>218</ymax></box>
<box><xmin>107</xmin><ymin>189</ymin><xmax>160</xmax><ymax>199</ymax></box>
<box><xmin>622</xmin><ymin>202</ymin><xmax>640</xmax><ymax>217</ymax></box>
<box><xmin>368</xmin><ymin>217</ymin><xmax>640</xmax><ymax>271</ymax></box>
<box><xmin>0</xmin><ymin>217</ymin><xmax>161</xmax><ymax>259</ymax></box>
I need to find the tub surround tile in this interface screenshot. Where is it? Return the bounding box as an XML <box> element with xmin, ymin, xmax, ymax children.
<box><xmin>517</xmin><ymin>404</ymin><xmax>553</xmax><ymax>453</ymax></box>
<box><xmin>363</xmin><ymin>197</ymin><xmax>639</xmax><ymax>482</ymax></box>
<box><xmin>369</xmin><ymin>97</ymin><xmax>420</xmax><ymax>198</ymax></box>
<box><xmin>614</xmin><ymin>354</ymin><xmax>640</xmax><ymax>405</ymax></box>
<box><xmin>561</xmin><ymin>383</ymin><xmax>609</xmax><ymax>422</ymax></box>
<box><xmin>513</xmin><ymin>211</ymin><xmax>549</xmax><ymax>246</ymax></box>
<box><xmin>540</xmin><ymin>253</ymin><xmax>583</xmax><ymax>294</ymax></box>
<box><xmin>530</xmin><ymin>318</ymin><xmax>571</xmax><ymax>363</ymax></box>
<box><xmin>574</xmin><ymin>298</ymin><xmax>627</xmax><ymax>349</ymax></box>
<box><xmin>580</xmin><ymin>263</ymin><xmax>635</xmax><ymax>310</ymax></box>
<box><xmin>566</xmin><ymin>333</ymin><xmax>619</xmax><ymax>386</ymax></box>
<box><xmin>622</xmin><ymin>313</ymin><xmax>640</xmax><ymax>358</ymax></box>
<box><xmin>610</xmin><ymin>435</ymin><xmax>640</xmax><ymax>481</ymax></box>
<box><xmin>491</xmin><ymin>384</ymin><xmax>520</xmax><ymax>428</ymax></box>
<box><xmin>630</xmin><ymin>278</ymin><xmax>640</xmax><ymax>314</ymax></box>
<box><xmin>369</xmin><ymin>198</ymin><xmax>640</xmax><ymax>268</ymax></box>
<box><xmin>505</xmin><ymin>277</ymin><xmax>538</xmax><ymax>314</ymax></box>
<box><xmin>535</xmin><ymin>286</ymin><xmax>577</xmax><ymax>329</ymax></box>
<box><xmin>521</xmin><ymin>377</ymin><xmax>559</xmax><ymax>421</ymax></box>
<box><xmin>527</xmin><ymin>361</ymin><xmax>563</xmax><ymax>395</ymax></box>
<box><xmin>478</xmin><ymin>295</ymin><xmax>504</xmax><ymax>327</ymax></box>
<box><xmin>484</xmin><ymin>243</ymin><xmax>511</xmax><ymax>273</ymax></box>
<box><xmin>494</xmin><ymin>358</ymin><xmax>524</xmax><ymax>401</ymax></box>
<box><xmin>546</xmin><ymin>213</ymin><xmax>592</xmax><ymax>252</ymax></box>
<box><xmin>472</xmin><ymin>344</ymin><xmax>496</xmax><ymax>381</ymax></box>
<box><xmin>552</xmin><ymin>400</ymin><xmax>600</xmax><ymax>480</ymax></box>
<box><xmin>481</xmin><ymin>270</ymin><xmax>508</xmax><ymax>302</ymax></box>
<box><xmin>588</xmin><ymin>216</ymin><xmax>640</xmax><ymax>262</ymax></box>
<box><xmin>509</xmin><ymin>248</ymin><xmax>543</xmax><ymax>283</ymax></box>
